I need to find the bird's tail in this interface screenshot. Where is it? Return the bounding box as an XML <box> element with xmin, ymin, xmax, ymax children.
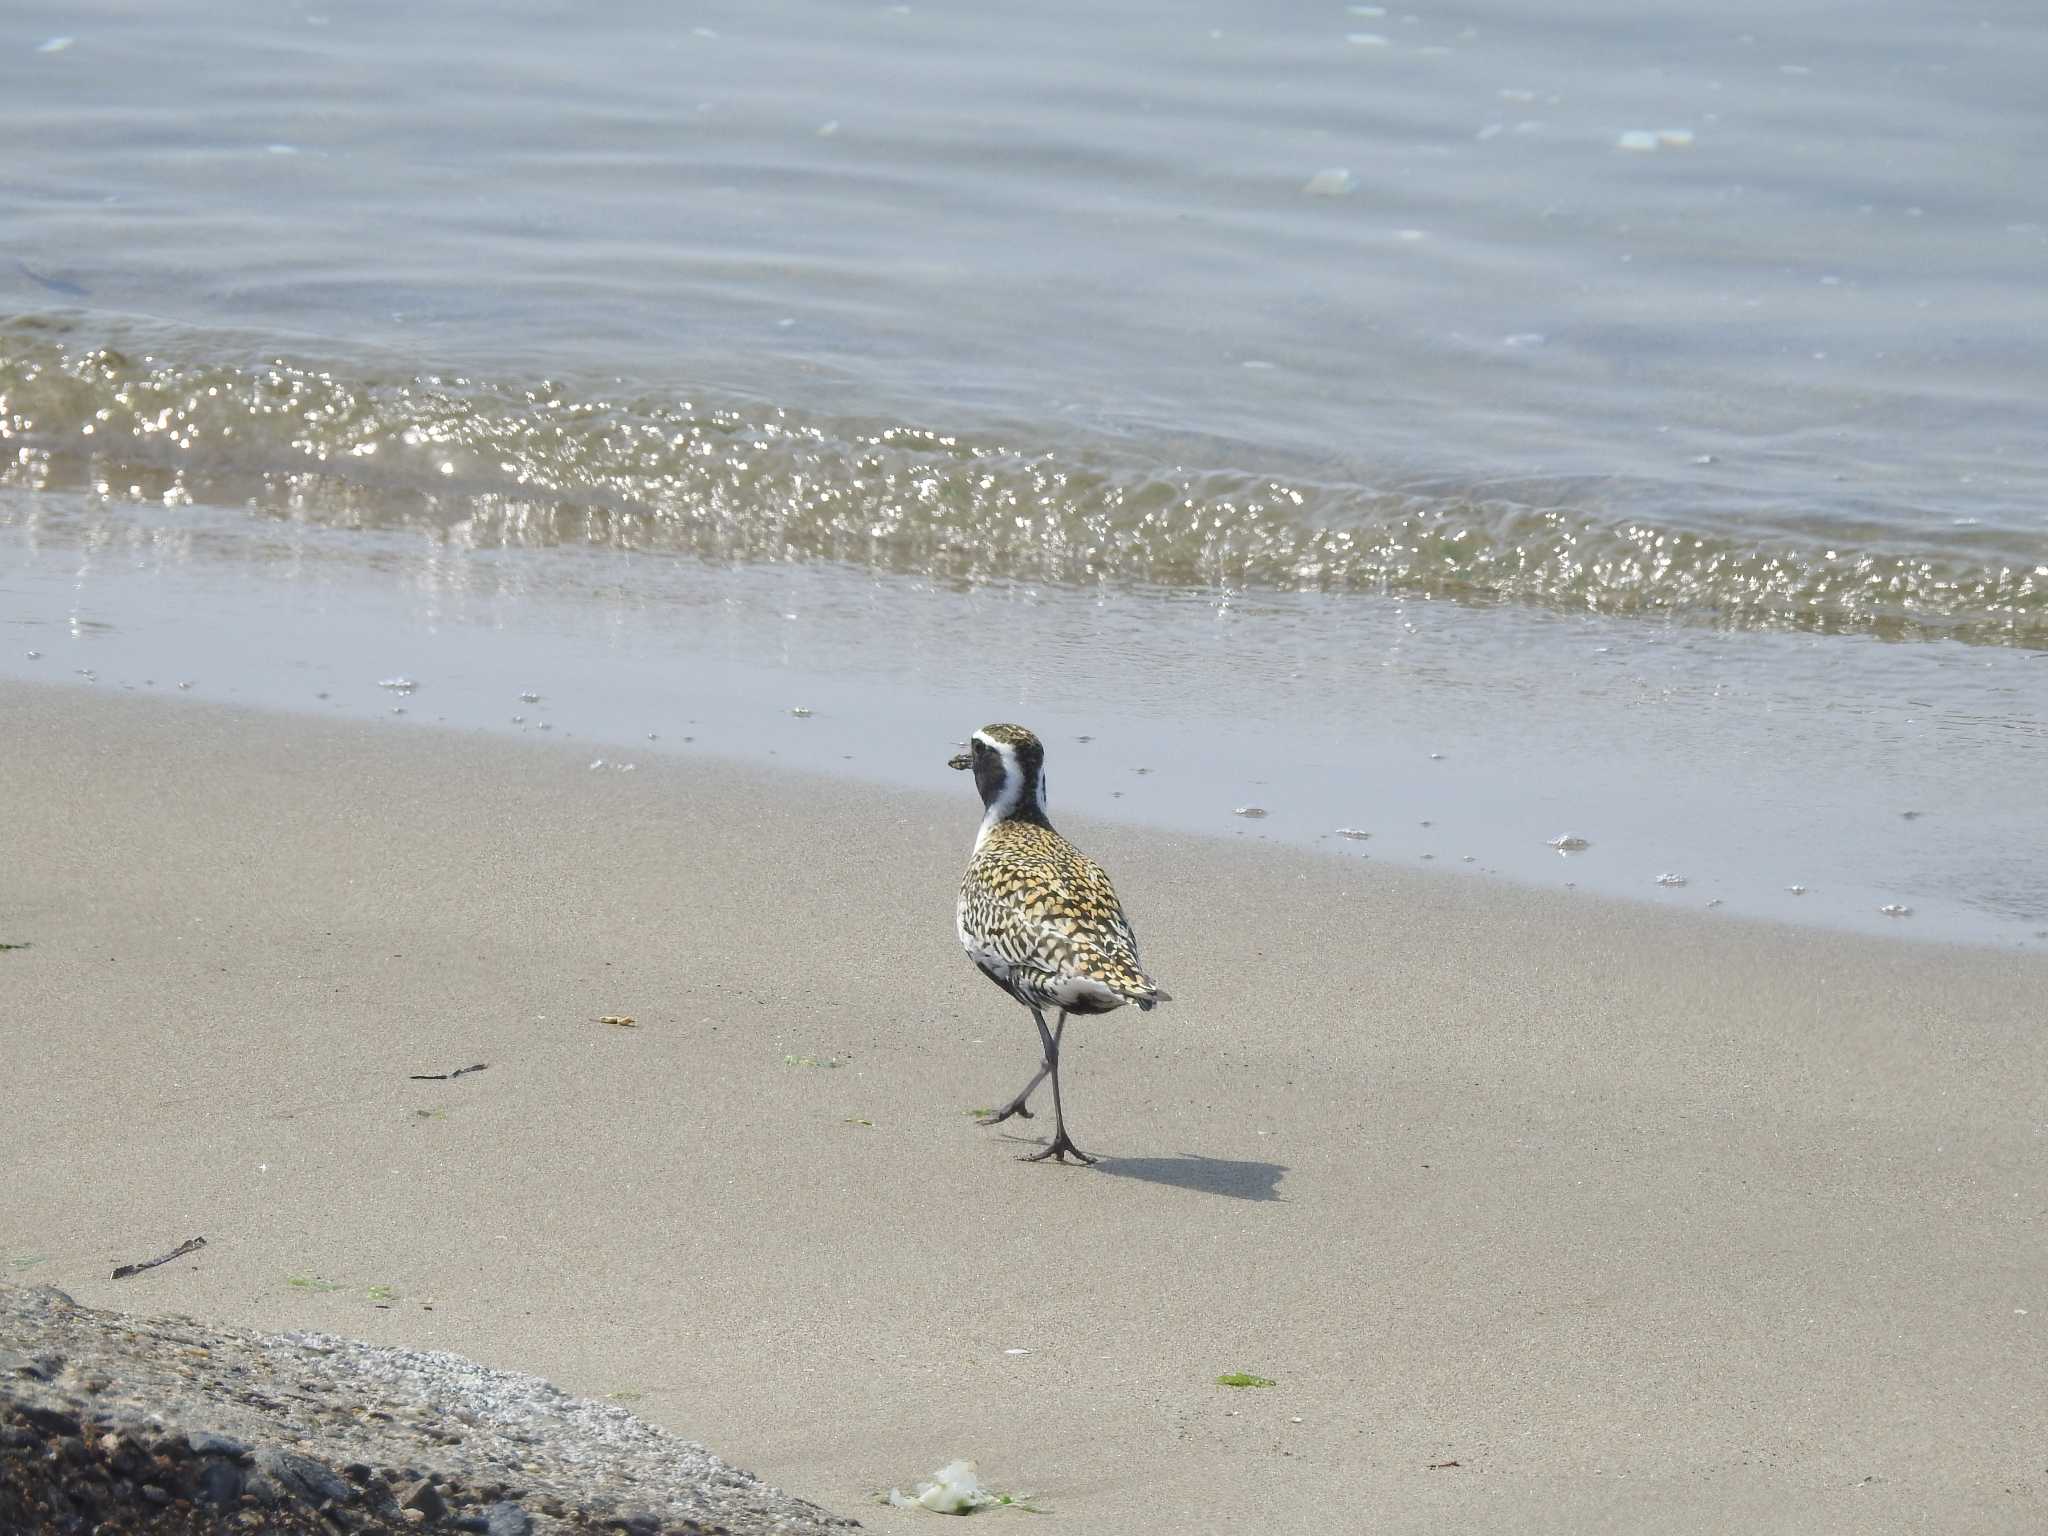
<box><xmin>1129</xmin><ymin>981</ymin><xmax>1172</xmax><ymax>1012</ymax></box>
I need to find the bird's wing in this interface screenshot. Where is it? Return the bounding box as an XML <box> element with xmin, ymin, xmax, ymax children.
<box><xmin>1025</xmin><ymin>855</ymin><xmax>1154</xmax><ymax>990</ymax></box>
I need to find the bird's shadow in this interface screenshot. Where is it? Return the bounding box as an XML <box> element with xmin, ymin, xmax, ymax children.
<box><xmin>1091</xmin><ymin>1150</ymin><xmax>1289</xmax><ymax>1201</ymax></box>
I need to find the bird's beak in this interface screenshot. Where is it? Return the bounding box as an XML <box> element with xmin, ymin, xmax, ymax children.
<box><xmin>947</xmin><ymin>750</ymin><xmax>972</xmax><ymax>771</ymax></box>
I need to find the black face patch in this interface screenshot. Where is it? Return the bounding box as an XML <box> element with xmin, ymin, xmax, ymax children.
<box><xmin>969</xmin><ymin>733</ymin><xmax>1047</xmax><ymax>818</ymax></box>
<box><xmin>972</xmin><ymin>738</ymin><xmax>1008</xmax><ymax>808</ymax></box>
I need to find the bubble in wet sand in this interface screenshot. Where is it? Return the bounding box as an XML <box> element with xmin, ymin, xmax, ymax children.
<box><xmin>1787</xmin><ymin>884</ymin><xmax>1808</xmax><ymax>895</ymax></box>
<box><xmin>1547</xmin><ymin>834</ymin><xmax>1591</xmax><ymax>852</ymax></box>
<box><xmin>1878</xmin><ymin>904</ymin><xmax>1913</xmax><ymax>918</ymax></box>
<box><xmin>1234</xmin><ymin>806</ymin><xmax>1268</xmax><ymax>818</ymax></box>
<box><xmin>519</xmin><ymin>690</ymin><xmax>541</xmax><ymax>703</ymax></box>
<box><xmin>790</xmin><ymin>706</ymin><xmax>814</xmax><ymax>718</ymax></box>
<box><xmin>1655</xmin><ymin>872</ymin><xmax>1688</xmax><ymax>887</ymax></box>
<box><xmin>1336</xmin><ymin>828</ymin><xmax>1372</xmax><ymax>840</ymax></box>
<box><xmin>378</xmin><ymin>676</ymin><xmax>418</xmax><ymax>693</ymax></box>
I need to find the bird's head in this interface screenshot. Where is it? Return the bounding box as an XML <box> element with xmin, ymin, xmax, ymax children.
<box><xmin>949</xmin><ymin>723</ymin><xmax>1048</xmax><ymax>820</ymax></box>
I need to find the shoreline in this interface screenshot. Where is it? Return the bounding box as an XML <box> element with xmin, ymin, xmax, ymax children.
<box><xmin>5</xmin><ymin>508</ymin><xmax>2042</xmax><ymax>952</ymax></box>
<box><xmin>5</xmin><ymin>679</ymin><xmax>2044</xmax><ymax>1533</ymax></box>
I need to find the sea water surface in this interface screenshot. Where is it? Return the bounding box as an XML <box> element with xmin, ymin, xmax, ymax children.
<box><xmin>2</xmin><ymin>0</ymin><xmax>2045</xmax><ymax>944</ymax></box>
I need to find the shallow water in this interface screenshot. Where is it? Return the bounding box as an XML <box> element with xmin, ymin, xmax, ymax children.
<box><xmin>2</xmin><ymin>1</ymin><xmax>2045</xmax><ymax>944</ymax></box>
<box><xmin>6</xmin><ymin>486</ymin><xmax>2043</xmax><ymax>946</ymax></box>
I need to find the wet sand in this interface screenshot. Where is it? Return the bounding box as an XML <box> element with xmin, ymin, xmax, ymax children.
<box><xmin>3</xmin><ymin>679</ymin><xmax>2041</xmax><ymax>1533</ymax></box>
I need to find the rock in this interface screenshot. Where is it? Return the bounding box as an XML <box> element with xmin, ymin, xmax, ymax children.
<box><xmin>189</xmin><ymin>1427</ymin><xmax>250</xmax><ymax>1458</ymax></box>
<box><xmin>486</xmin><ymin>1502</ymin><xmax>536</xmax><ymax>1536</ymax></box>
<box><xmin>401</xmin><ymin>1475</ymin><xmax>451</xmax><ymax>1522</ymax></box>
<box><xmin>20</xmin><ymin>1401</ymin><xmax>78</xmax><ymax>1437</ymax></box>
<box><xmin>255</xmin><ymin>1444</ymin><xmax>354</xmax><ymax>1507</ymax></box>
<box><xmin>197</xmin><ymin>1457</ymin><xmax>247</xmax><ymax>1505</ymax></box>
<box><xmin>0</xmin><ymin>1348</ymin><xmax>57</xmax><ymax>1382</ymax></box>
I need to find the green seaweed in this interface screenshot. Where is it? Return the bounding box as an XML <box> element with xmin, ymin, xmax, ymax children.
<box><xmin>7</xmin><ymin>1254</ymin><xmax>48</xmax><ymax>1270</ymax></box>
<box><xmin>0</xmin><ymin>942</ymin><xmax>30</xmax><ymax>952</ymax></box>
<box><xmin>1215</xmin><ymin>1372</ymin><xmax>1277</xmax><ymax>1389</ymax></box>
<box><xmin>985</xmin><ymin>1492</ymin><xmax>1049</xmax><ymax>1514</ymax></box>
<box><xmin>365</xmin><ymin>1284</ymin><xmax>397</xmax><ymax>1302</ymax></box>
<box><xmin>286</xmin><ymin>1273</ymin><xmax>346</xmax><ymax>1294</ymax></box>
<box><xmin>783</xmin><ymin>1054</ymin><xmax>844</xmax><ymax>1068</ymax></box>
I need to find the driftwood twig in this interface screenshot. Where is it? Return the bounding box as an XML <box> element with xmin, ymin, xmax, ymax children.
<box><xmin>112</xmin><ymin>1236</ymin><xmax>207</xmax><ymax>1280</ymax></box>
<box><xmin>408</xmin><ymin>1063</ymin><xmax>487</xmax><ymax>1082</ymax></box>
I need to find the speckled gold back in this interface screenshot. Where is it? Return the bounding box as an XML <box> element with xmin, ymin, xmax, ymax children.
<box><xmin>957</xmin><ymin>818</ymin><xmax>1164</xmax><ymax>1014</ymax></box>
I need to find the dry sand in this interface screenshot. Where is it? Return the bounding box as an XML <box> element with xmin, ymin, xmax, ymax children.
<box><xmin>2</xmin><ymin>679</ymin><xmax>2042</xmax><ymax>1533</ymax></box>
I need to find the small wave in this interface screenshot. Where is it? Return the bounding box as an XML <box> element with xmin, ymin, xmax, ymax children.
<box><xmin>2</xmin><ymin>323</ymin><xmax>2040</xmax><ymax>647</ymax></box>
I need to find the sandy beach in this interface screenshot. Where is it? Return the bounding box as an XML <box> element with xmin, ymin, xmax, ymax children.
<box><xmin>2</xmin><ymin>679</ymin><xmax>2042</xmax><ymax>1533</ymax></box>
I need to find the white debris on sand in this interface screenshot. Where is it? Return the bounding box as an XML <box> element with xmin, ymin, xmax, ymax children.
<box><xmin>885</xmin><ymin>1459</ymin><xmax>1004</xmax><ymax>1514</ymax></box>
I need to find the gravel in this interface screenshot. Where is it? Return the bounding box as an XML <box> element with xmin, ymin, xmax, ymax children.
<box><xmin>0</xmin><ymin>1285</ymin><xmax>859</xmax><ymax>1535</ymax></box>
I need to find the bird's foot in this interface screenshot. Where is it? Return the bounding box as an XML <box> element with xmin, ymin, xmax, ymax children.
<box><xmin>978</xmin><ymin>1065</ymin><xmax>1050</xmax><ymax>1126</ymax></box>
<box><xmin>1022</xmin><ymin>1132</ymin><xmax>1096</xmax><ymax>1166</ymax></box>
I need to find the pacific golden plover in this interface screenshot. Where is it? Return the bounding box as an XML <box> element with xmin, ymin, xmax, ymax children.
<box><xmin>948</xmin><ymin>723</ymin><xmax>1170</xmax><ymax>1164</ymax></box>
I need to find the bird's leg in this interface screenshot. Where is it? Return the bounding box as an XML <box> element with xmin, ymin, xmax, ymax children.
<box><xmin>978</xmin><ymin>1004</ymin><xmax>1057</xmax><ymax>1124</ymax></box>
<box><xmin>978</xmin><ymin>1061</ymin><xmax>1047</xmax><ymax>1125</ymax></box>
<box><xmin>1022</xmin><ymin>1011</ymin><xmax>1094</xmax><ymax>1165</ymax></box>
